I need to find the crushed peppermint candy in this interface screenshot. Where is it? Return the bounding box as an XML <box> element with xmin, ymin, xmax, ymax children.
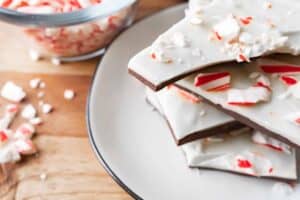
<box><xmin>30</xmin><ymin>117</ymin><xmax>43</xmax><ymax>125</ymax></box>
<box><xmin>260</xmin><ymin>64</ymin><xmax>300</xmax><ymax>75</ymax></box>
<box><xmin>194</xmin><ymin>72</ymin><xmax>231</xmax><ymax>92</ymax></box>
<box><xmin>171</xmin><ymin>32</ymin><xmax>189</xmax><ymax>47</ymax></box>
<box><xmin>213</xmin><ymin>15</ymin><xmax>240</xmax><ymax>41</ymax></box>
<box><xmin>40</xmin><ymin>173</ymin><xmax>48</xmax><ymax>181</ymax></box>
<box><xmin>280</xmin><ymin>75</ymin><xmax>298</xmax><ymax>86</ymax></box>
<box><xmin>1</xmin><ymin>81</ymin><xmax>26</xmax><ymax>102</ymax></box>
<box><xmin>51</xmin><ymin>58</ymin><xmax>61</xmax><ymax>66</ymax></box>
<box><xmin>255</xmin><ymin>75</ymin><xmax>271</xmax><ymax>91</ymax></box>
<box><xmin>39</xmin><ymin>82</ymin><xmax>46</xmax><ymax>89</ymax></box>
<box><xmin>14</xmin><ymin>139</ymin><xmax>37</xmax><ymax>155</ymax></box>
<box><xmin>41</xmin><ymin>103</ymin><xmax>53</xmax><ymax>114</ymax></box>
<box><xmin>227</xmin><ymin>86</ymin><xmax>271</xmax><ymax>106</ymax></box>
<box><xmin>0</xmin><ymin>104</ymin><xmax>19</xmax><ymax>130</ymax></box>
<box><xmin>21</xmin><ymin>104</ymin><xmax>37</xmax><ymax>120</ymax></box>
<box><xmin>29</xmin><ymin>49</ymin><xmax>42</xmax><ymax>62</ymax></box>
<box><xmin>252</xmin><ymin>131</ymin><xmax>291</xmax><ymax>154</ymax></box>
<box><xmin>285</xmin><ymin>112</ymin><xmax>300</xmax><ymax>126</ymax></box>
<box><xmin>64</xmin><ymin>89</ymin><xmax>75</xmax><ymax>100</ymax></box>
<box><xmin>14</xmin><ymin>123</ymin><xmax>35</xmax><ymax>140</ymax></box>
<box><xmin>29</xmin><ymin>78</ymin><xmax>41</xmax><ymax>89</ymax></box>
<box><xmin>168</xmin><ymin>85</ymin><xmax>201</xmax><ymax>104</ymax></box>
<box><xmin>150</xmin><ymin>47</ymin><xmax>173</xmax><ymax>64</ymax></box>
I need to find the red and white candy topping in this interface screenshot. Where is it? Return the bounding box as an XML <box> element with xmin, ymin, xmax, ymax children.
<box><xmin>0</xmin><ymin>130</ymin><xmax>9</xmax><ymax>146</ymax></box>
<box><xmin>168</xmin><ymin>85</ymin><xmax>201</xmax><ymax>104</ymax></box>
<box><xmin>260</xmin><ymin>64</ymin><xmax>300</xmax><ymax>75</ymax></box>
<box><xmin>1</xmin><ymin>81</ymin><xmax>26</xmax><ymax>102</ymax></box>
<box><xmin>252</xmin><ymin>131</ymin><xmax>291</xmax><ymax>154</ymax></box>
<box><xmin>194</xmin><ymin>72</ymin><xmax>231</xmax><ymax>92</ymax></box>
<box><xmin>0</xmin><ymin>0</ymin><xmax>132</xmax><ymax>58</ymax></box>
<box><xmin>227</xmin><ymin>86</ymin><xmax>271</xmax><ymax>106</ymax></box>
<box><xmin>14</xmin><ymin>123</ymin><xmax>35</xmax><ymax>140</ymax></box>
<box><xmin>280</xmin><ymin>75</ymin><xmax>298</xmax><ymax>86</ymax></box>
<box><xmin>14</xmin><ymin>139</ymin><xmax>37</xmax><ymax>155</ymax></box>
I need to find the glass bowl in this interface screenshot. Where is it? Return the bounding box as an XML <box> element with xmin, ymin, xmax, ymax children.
<box><xmin>0</xmin><ymin>0</ymin><xmax>138</xmax><ymax>59</ymax></box>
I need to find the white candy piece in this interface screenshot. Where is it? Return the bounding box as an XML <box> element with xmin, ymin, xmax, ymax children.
<box><xmin>14</xmin><ymin>123</ymin><xmax>35</xmax><ymax>140</ymax></box>
<box><xmin>40</xmin><ymin>173</ymin><xmax>47</xmax><ymax>181</ymax></box>
<box><xmin>41</xmin><ymin>103</ymin><xmax>53</xmax><ymax>114</ymax></box>
<box><xmin>14</xmin><ymin>139</ymin><xmax>37</xmax><ymax>155</ymax></box>
<box><xmin>21</xmin><ymin>104</ymin><xmax>37</xmax><ymax>120</ymax></box>
<box><xmin>0</xmin><ymin>142</ymin><xmax>21</xmax><ymax>163</ymax></box>
<box><xmin>213</xmin><ymin>15</ymin><xmax>240</xmax><ymax>41</ymax></box>
<box><xmin>227</xmin><ymin>86</ymin><xmax>271</xmax><ymax>105</ymax></box>
<box><xmin>39</xmin><ymin>82</ymin><xmax>46</xmax><ymax>89</ymax></box>
<box><xmin>29</xmin><ymin>78</ymin><xmax>41</xmax><ymax>89</ymax></box>
<box><xmin>1</xmin><ymin>81</ymin><xmax>26</xmax><ymax>102</ymax></box>
<box><xmin>172</xmin><ymin>32</ymin><xmax>189</xmax><ymax>47</ymax></box>
<box><xmin>30</xmin><ymin>117</ymin><xmax>42</xmax><ymax>125</ymax></box>
<box><xmin>0</xmin><ymin>104</ymin><xmax>19</xmax><ymax>130</ymax></box>
<box><xmin>29</xmin><ymin>49</ymin><xmax>42</xmax><ymax>61</ymax></box>
<box><xmin>64</xmin><ymin>89</ymin><xmax>75</xmax><ymax>100</ymax></box>
<box><xmin>51</xmin><ymin>57</ymin><xmax>61</xmax><ymax>66</ymax></box>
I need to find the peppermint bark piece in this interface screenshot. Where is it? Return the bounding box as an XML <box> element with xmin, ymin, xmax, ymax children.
<box><xmin>146</xmin><ymin>85</ymin><xmax>243</xmax><ymax>145</ymax></box>
<box><xmin>182</xmin><ymin>129</ymin><xmax>297</xmax><ymax>180</ymax></box>
<box><xmin>129</xmin><ymin>0</ymin><xmax>300</xmax><ymax>91</ymax></box>
<box><xmin>177</xmin><ymin>59</ymin><xmax>300</xmax><ymax>147</ymax></box>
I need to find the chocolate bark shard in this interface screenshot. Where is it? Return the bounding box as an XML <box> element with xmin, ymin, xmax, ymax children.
<box><xmin>128</xmin><ymin>0</ymin><xmax>300</xmax><ymax>91</ymax></box>
<box><xmin>176</xmin><ymin>59</ymin><xmax>300</xmax><ymax>148</ymax></box>
<box><xmin>146</xmin><ymin>86</ymin><xmax>244</xmax><ymax>145</ymax></box>
<box><xmin>181</xmin><ymin>129</ymin><xmax>297</xmax><ymax>181</ymax></box>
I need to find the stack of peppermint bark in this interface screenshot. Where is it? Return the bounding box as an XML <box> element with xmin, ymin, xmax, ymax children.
<box><xmin>128</xmin><ymin>0</ymin><xmax>300</xmax><ymax>181</ymax></box>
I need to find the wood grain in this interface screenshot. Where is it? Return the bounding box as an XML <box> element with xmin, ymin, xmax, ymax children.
<box><xmin>0</xmin><ymin>0</ymin><xmax>185</xmax><ymax>199</ymax></box>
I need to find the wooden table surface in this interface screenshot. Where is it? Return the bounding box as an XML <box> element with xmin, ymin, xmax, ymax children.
<box><xmin>0</xmin><ymin>0</ymin><xmax>184</xmax><ymax>199</ymax></box>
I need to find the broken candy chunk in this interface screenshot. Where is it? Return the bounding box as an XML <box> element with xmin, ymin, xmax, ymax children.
<box><xmin>280</xmin><ymin>75</ymin><xmax>298</xmax><ymax>86</ymax></box>
<box><xmin>213</xmin><ymin>15</ymin><xmax>240</xmax><ymax>41</ymax></box>
<box><xmin>14</xmin><ymin>139</ymin><xmax>37</xmax><ymax>155</ymax></box>
<box><xmin>14</xmin><ymin>123</ymin><xmax>35</xmax><ymax>140</ymax></box>
<box><xmin>194</xmin><ymin>72</ymin><xmax>231</xmax><ymax>92</ymax></box>
<box><xmin>168</xmin><ymin>85</ymin><xmax>201</xmax><ymax>104</ymax></box>
<box><xmin>0</xmin><ymin>130</ymin><xmax>9</xmax><ymax>146</ymax></box>
<box><xmin>21</xmin><ymin>104</ymin><xmax>37</xmax><ymax>120</ymax></box>
<box><xmin>235</xmin><ymin>155</ymin><xmax>255</xmax><ymax>175</ymax></box>
<box><xmin>255</xmin><ymin>75</ymin><xmax>271</xmax><ymax>91</ymax></box>
<box><xmin>1</xmin><ymin>81</ymin><xmax>26</xmax><ymax>102</ymax></box>
<box><xmin>227</xmin><ymin>86</ymin><xmax>271</xmax><ymax>106</ymax></box>
<box><xmin>260</xmin><ymin>64</ymin><xmax>300</xmax><ymax>75</ymax></box>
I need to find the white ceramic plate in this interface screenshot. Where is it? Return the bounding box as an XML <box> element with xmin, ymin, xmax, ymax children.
<box><xmin>87</xmin><ymin>4</ymin><xmax>300</xmax><ymax>200</ymax></box>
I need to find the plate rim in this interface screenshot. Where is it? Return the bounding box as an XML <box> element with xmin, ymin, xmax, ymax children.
<box><xmin>86</xmin><ymin>4</ymin><xmax>187</xmax><ymax>200</ymax></box>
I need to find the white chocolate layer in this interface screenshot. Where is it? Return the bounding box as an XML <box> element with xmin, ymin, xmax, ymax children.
<box><xmin>129</xmin><ymin>0</ymin><xmax>300</xmax><ymax>89</ymax></box>
<box><xmin>146</xmin><ymin>86</ymin><xmax>238</xmax><ymax>143</ymax></box>
<box><xmin>182</xmin><ymin>129</ymin><xmax>297</xmax><ymax>180</ymax></box>
<box><xmin>177</xmin><ymin>58</ymin><xmax>300</xmax><ymax>147</ymax></box>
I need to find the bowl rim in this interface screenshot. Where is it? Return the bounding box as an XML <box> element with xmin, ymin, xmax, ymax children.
<box><xmin>0</xmin><ymin>0</ymin><xmax>138</xmax><ymax>27</ymax></box>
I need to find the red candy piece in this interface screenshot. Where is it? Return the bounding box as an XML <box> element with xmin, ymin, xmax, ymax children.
<box><xmin>194</xmin><ymin>72</ymin><xmax>231</xmax><ymax>92</ymax></box>
<box><xmin>0</xmin><ymin>131</ymin><xmax>8</xmax><ymax>142</ymax></box>
<box><xmin>168</xmin><ymin>85</ymin><xmax>201</xmax><ymax>104</ymax></box>
<box><xmin>265</xmin><ymin>144</ymin><xmax>283</xmax><ymax>152</ymax></box>
<box><xmin>237</xmin><ymin>159</ymin><xmax>252</xmax><ymax>168</ymax></box>
<box><xmin>228</xmin><ymin>102</ymin><xmax>255</xmax><ymax>106</ymax></box>
<box><xmin>261</xmin><ymin>65</ymin><xmax>300</xmax><ymax>74</ymax></box>
<box><xmin>240</xmin><ymin>16</ymin><xmax>253</xmax><ymax>25</ymax></box>
<box><xmin>280</xmin><ymin>75</ymin><xmax>298</xmax><ymax>86</ymax></box>
<box><xmin>214</xmin><ymin>31</ymin><xmax>222</xmax><ymax>40</ymax></box>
